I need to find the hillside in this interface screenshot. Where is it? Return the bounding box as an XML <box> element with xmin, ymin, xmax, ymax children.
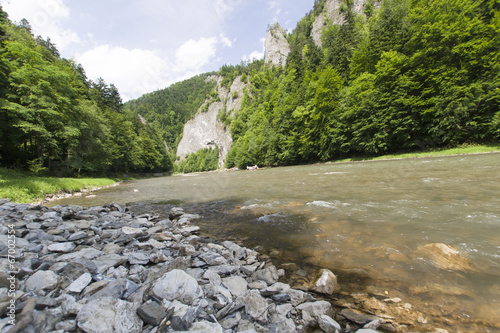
<box><xmin>126</xmin><ymin>0</ymin><xmax>500</xmax><ymax>171</ymax></box>
<box><xmin>0</xmin><ymin>10</ymin><xmax>171</xmax><ymax>175</ymax></box>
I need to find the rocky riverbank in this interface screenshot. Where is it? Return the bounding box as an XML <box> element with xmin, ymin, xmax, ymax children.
<box><xmin>0</xmin><ymin>199</ymin><xmax>442</xmax><ymax>333</ymax></box>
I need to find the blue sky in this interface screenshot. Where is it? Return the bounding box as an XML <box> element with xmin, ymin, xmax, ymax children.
<box><xmin>0</xmin><ymin>0</ymin><xmax>315</xmax><ymax>101</ymax></box>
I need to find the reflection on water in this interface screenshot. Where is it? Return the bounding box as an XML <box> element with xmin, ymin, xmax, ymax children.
<box><xmin>50</xmin><ymin>154</ymin><xmax>500</xmax><ymax>331</ymax></box>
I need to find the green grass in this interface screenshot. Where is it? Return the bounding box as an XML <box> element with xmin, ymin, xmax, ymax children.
<box><xmin>0</xmin><ymin>168</ymin><xmax>118</xmax><ymax>203</ymax></box>
<box><xmin>329</xmin><ymin>144</ymin><xmax>500</xmax><ymax>164</ymax></box>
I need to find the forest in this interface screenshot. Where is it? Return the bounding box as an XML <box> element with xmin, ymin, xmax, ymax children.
<box><xmin>224</xmin><ymin>0</ymin><xmax>500</xmax><ymax>168</ymax></box>
<box><xmin>0</xmin><ymin>7</ymin><xmax>171</xmax><ymax>175</ymax></box>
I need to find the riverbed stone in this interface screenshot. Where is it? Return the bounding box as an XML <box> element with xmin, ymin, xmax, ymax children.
<box><xmin>297</xmin><ymin>300</ymin><xmax>333</xmax><ymax>325</ymax></box>
<box><xmin>48</xmin><ymin>242</ymin><xmax>76</xmax><ymax>253</ymax></box>
<box><xmin>137</xmin><ymin>300</ymin><xmax>166</xmax><ymax>326</ymax></box>
<box><xmin>25</xmin><ymin>270</ymin><xmax>59</xmax><ymax>293</ymax></box>
<box><xmin>66</xmin><ymin>272</ymin><xmax>92</xmax><ymax>293</ymax></box>
<box><xmin>222</xmin><ymin>275</ymin><xmax>248</xmax><ymax>297</ymax></box>
<box><xmin>319</xmin><ymin>314</ymin><xmax>341</xmax><ymax>333</ymax></box>
<box><xmin>152</xmin><ymin>269</ymin><xmax>203</xmax><ymax>305</ymax></box>
<box><xmin>252</xmin><ymin>265</ymin><xmax>279</xmax><ymax>285</ymax></box>
<box><xmin>312</xmin><ymin>268</ymin><xmax>339</xmax><ymax>295</ymax></box>
<box><xmin>77</xmin><ymin>297</ymin><xmax>143</xmax><ymax>333</ymax></box>
<box><xmin>242</xmin><ymin>290</ymin><xmax>269</xmax><ymax>322</ymax></box>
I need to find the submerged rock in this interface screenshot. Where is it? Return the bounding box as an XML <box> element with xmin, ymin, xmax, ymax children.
<box><xmin>415</xmin><ymin>243</ymin><xmax>474</xmax><ymax>271</ymax></box>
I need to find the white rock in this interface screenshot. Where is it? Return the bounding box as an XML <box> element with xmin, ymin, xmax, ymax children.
<box><xmin>77</xmin><ymin>297</ymin><xmax>142</xmax><ymax>333</ymax></box>
<box><xmin>48</xmin><ymin>242</ymin><xmax>76</xmax><ymax>253</ymax></box>
<box><xmin>66</xmin><ymin>273</ymin><xmax>92</xmax><ymax>293</ymax></box>
<box><xmin>152</xmin><ymin>269</ymin><xmax>203</xmax><ymax>305</ymax></box>
<box><xmin>312</xmin><ymin>269</ymin><xmax>339</xmax><ymax>295</ymax></box>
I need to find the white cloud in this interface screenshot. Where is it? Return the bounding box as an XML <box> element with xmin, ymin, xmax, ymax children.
<box><xmin>215</xmin><ymin>0</ymin><xmax>244</xmax><ymax>19</ymax></box>
<box><xmin>243</xmin><ymin>37</ymin><xmax>265</xmax><ymax>62</ymax></box>
<box><xmin>77</xmin><ymin>33</ymin><xmax>233</xmax><ymax>101</ymax></box>
<box><xmin>77</xmin><ymin>45</ymin><xmax>169</xmax><ymax>102</ymax></box>
<box><xmin>175</xmin><ymin>34</ymin><xmax>232</xmax><ymax>72</ymax></box>
<box><xmin>1</xmin><ymin>0</ymin><xmax>80</xmax><ymax>50</ymax></box>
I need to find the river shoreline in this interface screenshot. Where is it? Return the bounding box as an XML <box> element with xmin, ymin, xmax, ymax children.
<box><xmin>0</xmin><ymin>199</ymin><xmax>454</xmax><ymax>332</ymax></box>
<box><xmin>0</xmin><ymin>200</ymin><xmax>450</xmax><ymax>332</ymax></box>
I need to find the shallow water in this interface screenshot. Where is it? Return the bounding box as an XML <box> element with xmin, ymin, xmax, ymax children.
<box><xmin>51</xmin><ymin>153</ymin><xmax>500</xmax><ymax>331</ymax></box>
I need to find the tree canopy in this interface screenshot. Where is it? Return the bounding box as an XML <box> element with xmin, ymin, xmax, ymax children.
<box><xmin>0</xmin><ymin>7</ymin><xmax>171</xmax><ymax>175</ymax></box>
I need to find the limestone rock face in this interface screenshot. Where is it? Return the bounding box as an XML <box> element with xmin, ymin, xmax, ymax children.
<box><xmin>176</xmin><ymin>75</ymin><xmax>248</xmax><ymax>168</ymax></box>
<box><xmin>311</xmin><ymin>0</ymin><xmax>382</xmax><ymax>47</ymax></box>
<box><xmin>264</xmin><ymin>23</ymin><xmax>290</xmax><ymax>67</ymax></box>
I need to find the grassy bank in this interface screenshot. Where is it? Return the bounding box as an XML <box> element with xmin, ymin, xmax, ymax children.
<box><xmin>0</xmin><ymin>168</ymin><xmax>118</xmax><ymax>203</ymax></box>
<box><xmin>329</xmin><ymin>144</ymin><xmax>500</xmax><ymax>163</ymax></box>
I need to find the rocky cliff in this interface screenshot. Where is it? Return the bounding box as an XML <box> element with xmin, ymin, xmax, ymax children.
<box><xmin>264</xmin><ymin>23</ymin><xmax>290</xmax><ymax>67</ymax></box>
<box><xmin>176</xmin><ymin>75</ymin><xmax>248</xmax><ymax>169</ymax></box>
<box><xmin>311</xmin><ymin>0</ymin><xmax>382</xmax><ymax>47</ymax></box>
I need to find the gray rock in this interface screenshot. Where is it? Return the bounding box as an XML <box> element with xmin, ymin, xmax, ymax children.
<box><xmin>242</xmin><ymin>290</ymin><xmax>269</xmax><ymax>322</ymax></box>
<box><xmin>356</xmin><ymin>330</ymin><xmax>380</xmax><ymax>333</ymax></box>
<box><xmin>312</xmin><ymin>269</ymin><xmax>339</xmax><ymax>295</ymax></box>
<box><xmin>55</xmin><ymin>319</ymin><xmax>77</xmax><ymax>331</ymax></box>
<box><xmin>222</xmin><ymin>275</ymin><xmax>248</xmax><ymax>297</ymax></box>
<box><xmin>319</xmin><ymin>314</ymin><xmax>341</xmax><ymax>333</ymax></box>
<box><xmin>297</xmin><ymin>301</ymin><xmax>333</xmax><ymax>325</ymax></box>
<box><xmin>128</xmin><ymin>252</ymin><xmax>150</xmax><ymax>265</ymax></box>
<box><xmin>339</xmin><ymin>309</ymin><xmax>379</xmax><ymax>325</ymax></box>
<box><xmin>137</xmin><ymin>300</ymin><xmax>166</xmax><ymax>326</ymax></box>
<box><xmin>66</xmin><ymin>272</ymin><xmax>92</xmax><ymax>293</ymax></box>
<box><xmin>93</xmin><ymin>253</ymin><xmax>126</xmax><ymax>274</ymax></box>
<box><xmin>220</xmin><ymin>311</ymin><xmax>242</xmax><ymax>329</ymax></box>
<box><xmin>252</xmin><ymin>265</ymin><xmax>279</xmax><ymax>285</ymax></box>
<box><xmin>68</xmin><ymin>231</ymin><xmax>88</xmax><ymax>241</ymax></box>
<box><xmin>152</xmin><ymin>269</ymin><xmax>203</xmax><ymax>305</ymax></box>
<box><xmin>25</xmin><ymin>270</ymin><xmax>59</xmax><ymax>293</ymax></box>
<box><xmin>56</xmin><ymin>247</ymin><xmax>103</xmax><ymax>261</ymax></box>
<box><xmin>208</xmin><ymin>264</ymin><xmax>240</xmax><ymax>276</ymax></box>
<box><xmin>189</xmin><ymin>320</ymin><xmax>224</xmax><ymax>333</ymax></box>
<box><xmin>47</xmin><ymin>242</ymin><xmax>76</xmax><ymax>253</ymax></box>
<box><xmin>198</xmin><ymin>251</ymin><xmax>227</xmax><ymax>266</ymax></box>
<box><xmin>169</xmin><ymin>207</ymin><xmax>185</xmax><ymax>220</ymax></box>
<box><xmin>77</xmin><ymin>297</ymin><xmax>143</xmax><ymax>333</ymax></box>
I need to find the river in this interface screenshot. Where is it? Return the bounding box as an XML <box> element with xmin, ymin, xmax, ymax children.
<box><xmin>50</xmin><ymin>153</ymin><xmax>500</xmax><ymax>332</ymax></box>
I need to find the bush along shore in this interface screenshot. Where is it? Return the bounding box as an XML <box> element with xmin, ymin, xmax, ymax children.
<box><xmin>0</xmin><ymin>200</ymin><xmax>442</xmax><ymax>333</ymax></box>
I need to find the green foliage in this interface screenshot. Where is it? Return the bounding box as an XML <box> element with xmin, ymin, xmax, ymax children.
<box><xmin>124</xmin><ymin>74</ymin><xmax>216</xmax><ymax>150</ymax></box>
<box><xmin>176</xmin><ymin>146</ymin><xmax>219</xmax><ymax>173</ymax></box>
<box><xmin>223</xmin><ymin>0</ymin><xmax>499</xmax><ymax>167</ymax></box>
<box><xmin>0</xmin><ymin>7</ymin><xmax>171</xmax><ymax>175</ymax></box>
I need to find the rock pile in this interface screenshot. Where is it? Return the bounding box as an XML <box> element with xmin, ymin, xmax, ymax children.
<box><xmin>0</xmin><ymin>199</ymin><xmax>353</xmax><ymax>333</ymax></box>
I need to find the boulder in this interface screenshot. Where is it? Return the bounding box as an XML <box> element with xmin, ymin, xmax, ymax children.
<box><xmin>312</xmin><ymin>269</ymin><xmax>339</xmax><ymax>295</ymax></box>
<box><xmin>77</xmin><ymin>297</ymin><xmax>143</xmax><ymax>333</ymax></box>
<box><xmin>136</xmin><ymin>300</ymin><xmax>166</xmax><ymax>326</ymax></box>
<box><xmin>25</xmin><ymin>270</ymin><xmax>59</xmax><ymax>293</ymax></box>
<box><xmin>297</xmin><ymin>301</ymin><xmax>333</xmax><ymax>325</ymax></box>
<box><xmin>415</xmin><ymin>243</ymin><xmax>474</xmax><ymax>271</ymax></box>
<box><xmin>319</xmin><ymin>314</ymin><xmax>341</xmax><ymax>333</ymax></box>
<box><xmin>152</xmin><ymin>269</ymin><xmax>203</xmax><ymax>305</ymax></box>
<box><xmin>222</xmin><ymin>276</ymin><xmax>248</xmax><ymax>297</ymax></box>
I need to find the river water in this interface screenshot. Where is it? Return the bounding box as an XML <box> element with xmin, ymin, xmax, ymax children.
<box><xmin>50</xmin><ymin>153</ymin><xmax>500</xmax><ymax>332</ymax></box>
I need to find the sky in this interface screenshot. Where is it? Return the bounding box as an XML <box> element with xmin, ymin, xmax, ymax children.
<box><xmin>0</xmin><ymin>0</ymin><xmax>316</xmax><ymax>101</ymax></box>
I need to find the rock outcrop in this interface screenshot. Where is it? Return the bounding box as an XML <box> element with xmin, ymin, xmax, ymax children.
<box><xmin>264</xmin><ymin>23</ymin><xmax>291</xmax><ymax>67</ymax></box>
<box><xmin>176</xmin><ymin>75</ymin><xmax>248</xmax><ymax>169</ymax></box>
<box><xmin>311</xmin><ymin>0</ymin><xmax>382</xmax><ymax>47</ymax></box>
